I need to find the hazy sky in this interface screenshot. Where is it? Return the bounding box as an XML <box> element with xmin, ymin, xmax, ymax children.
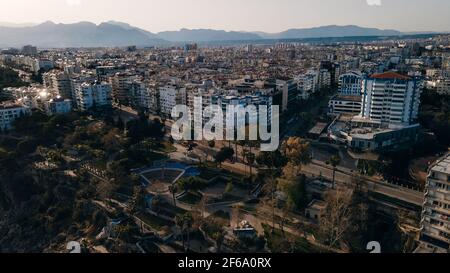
<box><xmin>1</xmin><ymin>0</ymin><xmax>449</xmax><ymax>33</ymax></box>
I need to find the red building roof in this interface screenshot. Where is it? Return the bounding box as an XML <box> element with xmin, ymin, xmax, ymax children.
<box><xmin>370</xmin><ymin>72</ymin><xmax>411</xmax><ymax>80</ymax></box>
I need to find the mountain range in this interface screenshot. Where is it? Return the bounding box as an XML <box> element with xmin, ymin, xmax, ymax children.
<box><xmin>0</xmin><ymin>21</ymin><xmax>419</xmax><ymax>48</ymax></box>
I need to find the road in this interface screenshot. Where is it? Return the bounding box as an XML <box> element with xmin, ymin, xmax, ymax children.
<box><xmin>310</xmin><ymin>142</ymin><xmax>358</xmax><ymax>170</ymax></box>
<box><xmin>301</xmin><ymin>161</ymin><xmax>424</xmax><ymax>207</ymax></box>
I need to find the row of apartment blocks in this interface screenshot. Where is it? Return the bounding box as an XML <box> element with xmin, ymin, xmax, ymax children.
<box><xmin>0</xmin><ymin>54</ymin><xmax>54</xmax><ymax>73</ymax></box>
<box><xmin>1</xmin><ymin>80</ymin><xmax>113</xmax><ymax>130</ymax></box>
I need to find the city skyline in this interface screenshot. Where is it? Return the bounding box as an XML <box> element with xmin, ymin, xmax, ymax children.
<box><xmin>1</xmin><ymin>0</ymin><xmax>450</xmax><ymax>33</ymax></box>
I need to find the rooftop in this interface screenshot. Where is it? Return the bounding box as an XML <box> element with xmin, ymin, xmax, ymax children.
<box><xmin>307</xmin><ymin>200</ymin><xmax>327</xmax><ymax>210</ymax></box>
<box><xmin>0</xmin><ymin>102</ymin><xmax>27</xmax><ymax>110</ymax></box>
<box><xmin>431</xmin><ymin>154</ymin><xmax>450</xmax><ymax>175</ymax></box>
<box><xmin>309</xmin><ymin>122</ymin><xmax>328</xmax><ymax>135</ymax></box>
<box><xmin>370</xmin><ymin>72</ymin><xmax>412</xmax><ymax>80</ymax></box>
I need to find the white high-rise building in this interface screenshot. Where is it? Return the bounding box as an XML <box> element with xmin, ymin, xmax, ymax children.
<box><xmin>419</xmin><ymin>154</ymin><xmax>450</xmax><ymax>252</ymax></box>
<box><xmin>159</xmin><ymin>85</ymin><xmax>186</xmax><ymax>116</ymax></box>
<box><xmin>75</xmin><ymin>82</ymin><xmax>112</xmax><ymax>111</ymax></box>
<box><xmin>360</xmin><ymin>72</ymin><xmax>422</xmax><ymax>128</ymax></box>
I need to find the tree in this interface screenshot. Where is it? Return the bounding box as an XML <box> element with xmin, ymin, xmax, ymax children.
<box><xmin>320</xmin><ymin>189</ymin><xmax>354</xmax><ymax>248</ymax></box>
<box><xmin>175</xmin><ymin>214</ymin><xmax>186</xmax><ymax>250</ymax></box>
<box><xmin>151</xmin><ymin>195</ymin><xmax>162</xmax><ymax>216</ymax></box>
<box><xmin>116</xmin><ymin>117</ymin><xmax>125</xmax><ymax>131</ymax></box>
<box><xmin>176</xmin><ymin>212</ymin><xmax>194</xmax><ymax>252</ymax></box>
<box><xmin>101</xmin><ymin>128</ymin><xmax>122</xmax><ymax>152</ymax></box>
<box><xmin>177</xmin><ymin>177</ymin><xmax>207</xmax><ymax>192</ymax></box>
<box><xmin>243</xmin><ymin>150</ymin><xmax>256</xmax><ymax>178</ymax></box>
<box><xmin>129</xmin><ymin>186</ymin><xmax>146</xmax><ymax>214</ymax></box>
<box><xmin>207</xmin><ymin>140</ymin><xmax>216</xmax><ymax>161</ymax></box>
<box><xmin>214</xmin><ymin>147</ymin><xmax>234</xmax><ymax>167</ymax></box>
<box><xmin>169</xmin><ymin>185</ymin><xmax>178</xmax><ymax>207</ymax></box>
<box><xmin>213</xmin><ymin>231</ymin><xmax>226</xmax><ymax>253</ymax></box>
<box><xmin>225</xmin><ymin>182</ymin><xmax>234</xmax><ymax>195</ymax></box>
<box><xmin>256</xmin><ymin>150</ymin><xmax>288</xmax><ymax>232</ymax></box>
<box><xmin>281</xmin><ymin>137</ymin><xmax>311</xmax><ymax>165</ymax></box>
<box><xmin>329</xmin><ymin>155</ymin><xmax>341</xmax><ymax>189</ymax></box>
<box><xmin>17</xmin><ymin>138</ymin><xmax>38</xmax><ymax>155</ymax></box>
<box><xmin>278</xmin><ymin>173</ymin><xmax>307</xmax><ymax>211</ymax></box>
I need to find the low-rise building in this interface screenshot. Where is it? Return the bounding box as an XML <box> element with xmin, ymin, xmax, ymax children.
<box><xmin>329</xmin><ymin>95</ymin><xmax>363</xmax><ymax>115</ymax></box>
<box><xmin>45</xmin><ymin>97</ymin><xmax>73</xmax><ymax>115</ymax></box>
<box><xmin>0</xmin><ymin>102</ymin><xmax>30</xmax><ymax>131</ymax></box>
<box><xmin>305</xmin><ymin>200</ymin><xmax>327</xmax><ymax>222</ymax></box>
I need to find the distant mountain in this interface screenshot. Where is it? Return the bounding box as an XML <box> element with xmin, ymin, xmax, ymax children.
<box><xmin>257</xmin><ymin>25</ymin><xmax>403</xmax><ymax>39</ymax></box>
<box><xmin>0</xmin><ymin>22</ymin><xmax>410</xmax><ymax>47</ymax></box>
<box><xmin>156</xmin><ymin>25</ymin><xmax>405</xmax><ymax>42</ymax></box>
<box><xmin>0</xmin><ymin>21</ymin><xmax>167</xmax><ymax>48</ymax></box>
<box><xmin>156</xmin><ymin>28</ymin><xmax>262</xmax><ymax>42</ymax></box>
<box><xmin>106</xmin><ymin>20</ymin><xmax>160</xmax><ymax>39</ymax></box>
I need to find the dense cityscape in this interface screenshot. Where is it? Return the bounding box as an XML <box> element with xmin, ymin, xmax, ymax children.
<box><xmin>0</xmin><ymin>3</ymin><xmax>450</xmax><ymax>257</ymax></box>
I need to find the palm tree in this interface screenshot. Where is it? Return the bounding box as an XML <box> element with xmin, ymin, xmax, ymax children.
<box><xmin>129</xmin><ymin>186</ymin><xmax>146</xmax><ymax>214</ymax></box>
<box><xmin>169</xmin><ymin>185</ymin><xmax>178</xmax><ymax>207</ymax></box>
<box><xmin>329</xmin><ymin>155</ymin><xmax>342</xmax><ymax>189</ymax></box>
<box><xmin>214</xmin><ymin>231</ymin><xmax>225</xmax><ymax>253</ymax></box>
<box><xmin>183</xmin><ymin>213</ymin><xmax>193</xmax><ymax>252</ymax></box>
<box><xmin>175</xmin><ymin>214</ymin><xmax>185</xmax><ymax>250</ymax></box>
<box><xmin>207</xmin><ymin>140</ymin><xmax>216</xmax><ymax>161</ymax></box>
<box><xmin>245</xmin><ymin>151</ymin><xmax>256</xmax><ymax>179</ymax></box>
<box><xmin>151</xmin><ymin>195</ymin><xmax>162</xmax><ymax>216</ymax></box>
<box><xmin>256</xmin><ymin>151</ymin><xmax>287</xmax><ymax>233</ymax></box>
<box><xmin>175</xmin><ymin>212</ymin><xmax>194</xmax><ymax>252</ymax></box>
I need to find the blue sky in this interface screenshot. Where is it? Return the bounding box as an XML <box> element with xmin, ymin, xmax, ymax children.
<box><xmin>1</xmin><ymin>0</ymin><xmax>449</xmax><ymax>33</ymax></box>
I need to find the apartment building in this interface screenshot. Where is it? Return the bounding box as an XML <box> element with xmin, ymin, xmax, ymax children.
<box><xmin>426</xmin><ymin>78</ymin><xmax>450</xmax><ymax>95</ymax></box>
<box><xmin>127</xmin><ymin>80</ymin><xmax>150</xmax><ymax>111</ymax></box>
<box><xmin>43</xmin><ymin>71</ymin><xmax>73</xmax><ymax>99</ymax></box>
<box><xmin>45</xmin><ymin>97</ymin><xmax>73</xmax><ymax>115</ymax></box>
<box><xmin>109</xmin><ymin>72</ymin><xmax>133</xmax><ymax>105</ymax></box>
<box><xmin>420</xmin><ymin>154</ymin><xmax>450</xmax><ymax>252</ymax></box>
<box><xmin>22</xmin><ymin>45</ymin><xmax>37</xmax><ymax>56</ymax></box>
<box><xmin>338</xmin><ymin>71</ymin><xmax>363</xmax><ymax>96</ymax></box>
<box><xmin>0</xmin><ymin>102</ymin><xmax>30</xmax><ymax>131</ymax></box>
<box><xmin>275</xmin><ymin>79</ymin><xmax>298</xmax><ymax>112</ymax></box>
<box><xmin>318</xmin><ymin>69</ymin><xmax>332</xmax><ymax>90</ymax></box>
<box><xmin>75</xmin><ymin>82</ymin><xmax>112</xmax><ymax>111</ymax></box>
<box><xmin>296</xmin><ymin>71</ymin><xmax>318</xmax><ymax>100</ymax></box>
<box><xmin>159</xmin><ymin>85</ymin><xmax>186</xmax><ymax>117</ymax></box>
<box><xmin>211</xmin><ymin>91</ymin><xmax>273</xmax><ymax>126</ymax></box>
<box><xmin>360</xmin><ymin>72</ymin><xmax>422</xmax><ymax>128</ymax></box>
